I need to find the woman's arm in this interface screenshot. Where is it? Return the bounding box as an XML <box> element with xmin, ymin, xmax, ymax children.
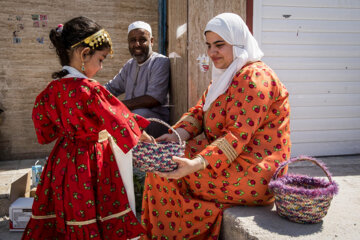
<box><xmin>155</xmin><ymin>155</ymin><xmax>207</xmax><ymax>179</ymax></box>
<box><xmin>172</xmin><ymin>88</ymin><xmax>209</xmax><ymax>139</ymax></box>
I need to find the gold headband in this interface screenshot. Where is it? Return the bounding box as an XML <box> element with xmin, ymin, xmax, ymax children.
<box><xmin>71</xmin><ymin>29</ymin><xmax>113</xmax><ymax>55</ymax></box>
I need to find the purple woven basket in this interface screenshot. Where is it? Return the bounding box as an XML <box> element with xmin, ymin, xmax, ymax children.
<box><xmin>269</xmin><ymin>156</ymin><xmax>338</xmax><ymax>224</ymax></box>
<box><xmin>132</xmin><ymin>118</ymin><xmax>185</xmax><ymax>172</ymax></box>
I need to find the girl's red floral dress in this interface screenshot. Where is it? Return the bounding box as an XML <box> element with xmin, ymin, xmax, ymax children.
<box><xmin>22</xmin><ymin>77</ymin><xmax>149</xmax><ymax>240</ymax></box>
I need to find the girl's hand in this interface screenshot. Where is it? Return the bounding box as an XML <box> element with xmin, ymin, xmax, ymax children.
<box><xmin>139</xmin><ymin>131</ymin><xmax>155</xmax><ymax>143</ymax></box>
<box><xmin>156</xmin><ymin>128</ymin><xmax>191</xmax><ymax>143</ymax></box>
<box><xmin>155</xmin><ymin>156</ymin><xmax>204</xmax><ymax>179</ymax></box>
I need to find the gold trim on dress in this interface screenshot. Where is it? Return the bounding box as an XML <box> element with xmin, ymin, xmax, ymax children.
<box><xmin>32</xmin><ymin>208</ymin><xmax>132</xmax><ymax>226</ymax></box>
<box><xmin>66</xmin><ymin>208</ymin><xmax>131</xmax><ymax>226</ymax></box>
<box><xmin>99</xmin><ymin>208</ymin><xmax>131</xmax><ymax>222</ymax></box>
<box><xmin>210</xmin><ymin>137</ymin><xmax>238</xmax><ymax>162</ymax></box>
<box><xmin>66</xmin><ymin>218</ymin><xmax>97</xmax><ymax>226</ymax></box>
<box><xmin>31</xmin><ymin>214</ymin><xmax>56</xmax><ymax>220</ymax></box>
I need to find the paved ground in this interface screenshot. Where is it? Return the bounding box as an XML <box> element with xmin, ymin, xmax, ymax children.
<box><xmin>0</xmin><ymin>158</ymin><xmax>35</xmax><ymax>240</ymax></box>
<box><xmin>0</xmin><ymin>155</ymin><xmax>359</xmax><ymax>240</ymax></box>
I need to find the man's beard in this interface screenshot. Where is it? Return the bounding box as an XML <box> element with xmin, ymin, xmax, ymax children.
<box><xmin>130</xmin><ymin>45</ymin><xmax>152</xmax><ymax>64</ymax></box>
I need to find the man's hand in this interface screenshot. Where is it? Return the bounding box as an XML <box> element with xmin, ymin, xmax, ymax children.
<box><xmin>122</xmin><ymin>95</ymin><xmax>160</xmax><ymax>110</ymax></box>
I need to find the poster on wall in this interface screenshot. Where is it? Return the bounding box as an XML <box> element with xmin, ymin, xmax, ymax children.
<box><xmin>32</xmin><ymin>14</ymin><xmax>47</xmax><ymax>28</ymax></box>
<box><xmin>36</xmin><ymin>37</ymin><xmax>44</xmax><ymax>44</ymax></box>
<box><xmin>197</xmin><ymin>54</ymin><xmax>210</xmax><ymax>72</ymax></box>
<box><xmin>40</xmin><ymin>14</ymin><xmax>47</xmax><ymax>27</ymax></box>
<box><xmin>32</xmin><ymin>14</ymin><xmax>39</xmax><ymax>27</ymax></box>
<box><xmin>31</xmin><ymin>14</ymin><xmax>48</xmax><ymax>44</ymax></box>
<box><xmin>8</xmin><ymin>15</ymin><xmax>24</xmax><ymax>44</ymax></box>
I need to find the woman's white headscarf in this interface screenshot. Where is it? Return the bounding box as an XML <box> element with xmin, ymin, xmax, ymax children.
<box><xmin>202</xmin><ymin>13</ymin><xmax>264</xmax><ymax>111</ymax></box>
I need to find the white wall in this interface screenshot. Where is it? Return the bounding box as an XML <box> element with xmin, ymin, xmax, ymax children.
<box><xmin>253</xmin><ymin>0</ymin><xmax>360</xmax><ymax>157</ymax></box>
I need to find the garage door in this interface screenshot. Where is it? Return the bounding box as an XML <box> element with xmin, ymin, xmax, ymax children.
<box><xmin>253</xmin><ymin>0</ymin><xmax>360</xmax><ymax>157</ymax></box>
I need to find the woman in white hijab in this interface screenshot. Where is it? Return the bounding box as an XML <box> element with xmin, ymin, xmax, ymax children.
<box><xmin>141</xmin><ymin>13</ymin><xmax>291</xmax><ymax>239</ymax></box>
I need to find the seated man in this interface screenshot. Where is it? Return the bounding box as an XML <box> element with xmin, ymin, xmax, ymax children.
<box><xmin>105</xmin><ymin>21</ymin><xmax>170</xmax><ymax>138</ymax></box>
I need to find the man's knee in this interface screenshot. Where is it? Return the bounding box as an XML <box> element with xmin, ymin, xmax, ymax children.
<box><xmin>132</xmin><ymin>108</ymin><xmax>153</xmax><ymax>118</ymax></box>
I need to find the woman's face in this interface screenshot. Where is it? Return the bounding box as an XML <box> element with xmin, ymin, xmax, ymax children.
<box><xmin>205</xmin><ymin>31</ymin><xmax>233</xmax><ymax>69</ymax></box>
<box><xmin>83</xmin><ymin>48</ymin><xmax>110</xmax><ymax>78</ymax></box>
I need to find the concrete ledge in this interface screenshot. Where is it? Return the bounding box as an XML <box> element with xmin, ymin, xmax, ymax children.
<box><xmin>220</xmin><ymin>155</ymin><xmax>360</xmax><ymax>240</ymax></box>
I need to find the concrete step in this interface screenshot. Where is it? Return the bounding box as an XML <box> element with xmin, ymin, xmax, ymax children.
<box><xmin>220</xmin><ymin>155</ymin><xmax>360</xmax><ymax>240</ymax></box>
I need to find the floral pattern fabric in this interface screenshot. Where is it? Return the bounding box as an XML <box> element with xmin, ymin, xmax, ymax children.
<box><xmin>140</xmin><ymin>61</ymin><xmax>291</xmax><ymax>239</ymax></box>
<box><xmin>22</xmin><ymin>77</ymin><xmax>149</xmax><ymax>240</ymax></box>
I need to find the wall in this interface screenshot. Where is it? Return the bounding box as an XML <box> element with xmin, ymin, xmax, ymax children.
<box><xmin>0</xmin><ymin>0</ymin><xmax>159</xmax><ymax>160</ymax></box>
<box><xmin>253</xmin><ymin>0</ymin><xmax>360</xmax><ymax>156</ymax></box>
<box><xmin>187</xmin><ymin>0</ymin><xmax>247</xmax><ymax>107</ymax></box>
<box><xmin>168</xmin><ymin>0</ymin><xmax>247</xmax><ymax>123</ymax></box>
<box><xmin>168</xmin><ymin>0</ymin><xmax>188</xmax><ymax>123</ymax></box>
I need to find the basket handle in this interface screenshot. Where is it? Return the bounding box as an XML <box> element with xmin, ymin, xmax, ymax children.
<box><xmin>147</xmin><ymin>118</ymin><xmax>183</xmax><ymax>146</ymax></box>
<box><xmin>272</xmin><ymin>156</ymin><xmax>333</xmax><ymax>183</ymax></box>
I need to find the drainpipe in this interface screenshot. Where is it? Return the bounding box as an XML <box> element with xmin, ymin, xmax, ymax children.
<box><xmin>158</xmin><ymin>0</ymin><xmax>167</xmax><ymax>55</ymax></box>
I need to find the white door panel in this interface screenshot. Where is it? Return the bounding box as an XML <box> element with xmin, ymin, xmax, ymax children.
<box><xmin>254</xmin><ymin>0</ymin><xmax>360</xmax><ymax>157</ymax></box>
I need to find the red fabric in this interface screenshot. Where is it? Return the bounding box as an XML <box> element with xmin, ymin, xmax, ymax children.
<box><xmin>22</xmin><ymin>77</ymin><xmax>149</xmax><ymax>240</ymax></box>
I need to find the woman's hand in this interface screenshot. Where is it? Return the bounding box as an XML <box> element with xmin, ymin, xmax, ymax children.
<box><xmin>155</xmin><ymin>156</ymin><xmax>204</xmax><ymax>179</ymax></box>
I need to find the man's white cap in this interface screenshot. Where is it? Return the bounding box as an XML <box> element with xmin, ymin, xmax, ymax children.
<box><xmin>128</xmin><ymin>21</ymin><xmax>152</xmax><ymax>36</ymax></box>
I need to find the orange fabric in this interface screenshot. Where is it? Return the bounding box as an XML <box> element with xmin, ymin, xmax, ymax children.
<box><xmin>140</xmin><ymin>61</ymin><xmax>291</xmax><ymax>239</ymax></box>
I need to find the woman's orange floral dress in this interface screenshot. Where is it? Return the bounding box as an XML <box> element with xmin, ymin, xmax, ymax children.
<box><xmin>140</xmin><ymin>61</ymin><xmax>291</xmax><ymax>239</ymax></box>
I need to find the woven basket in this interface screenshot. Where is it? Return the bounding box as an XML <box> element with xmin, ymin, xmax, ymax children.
<box><xmin>132</xmin><ymin>118</ymin><xmax>185</xmax><ymax>172</ymax></box>
<box><xmin>269</xmin><ymin>156</ymin><xmax>338</xmax><ymax>224</ymax></box>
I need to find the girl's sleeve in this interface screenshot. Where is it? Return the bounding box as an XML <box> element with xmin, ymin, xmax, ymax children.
<box><xmin>172</xmin><ymin>90</ymin><xmax>208</xmax><ymax>138</ymax></box>
<box><xmin>32</xmin><ymin>91</ymin><xmax>58</xmax><ymax>144</ymax></box>
<box><xmin>87</xmin><ymin>84</ymin><xmax>149</xmax><ymax>153</ymax></box>
<box><xmin>196</xmin><ymin>68</ymin><xmax>279</xmax><ymax>174</ymax></box>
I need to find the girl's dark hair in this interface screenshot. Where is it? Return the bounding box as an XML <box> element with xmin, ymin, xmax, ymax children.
<box><xmin>49</xmin><ymin>16</ymin><xmax>110</xmax><ymax>79</ymax></box>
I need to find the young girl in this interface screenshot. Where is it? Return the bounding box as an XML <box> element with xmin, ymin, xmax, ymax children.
<box><xmin>22</xmin><ymin>16</ymin><xmax>149</xmax><ymax>240</ymax></box>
